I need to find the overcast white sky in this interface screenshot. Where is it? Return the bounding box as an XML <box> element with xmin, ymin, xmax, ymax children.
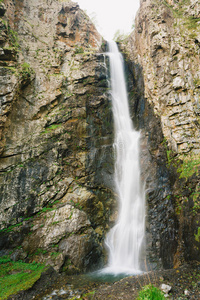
<box><xmin>76</xmin><ymin>0</ymin><xmax>140</xmax><ymax>40</ymax></box>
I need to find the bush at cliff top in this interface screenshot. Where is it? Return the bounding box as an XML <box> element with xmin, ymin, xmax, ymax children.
<box><xmin>0</xmin><ymin>255</ymin><xmax>46</xmax><ymax>299</ymax></box>
<box><xmin>137</xmin><ymin>284</ymin><xmax>165</xmax><ymax>300</ymax></box>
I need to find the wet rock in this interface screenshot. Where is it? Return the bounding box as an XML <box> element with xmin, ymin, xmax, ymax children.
<box><xmin>124</xmin><ymin>0</ymin><xmax>200</xmax><ymax>268</ymax></box>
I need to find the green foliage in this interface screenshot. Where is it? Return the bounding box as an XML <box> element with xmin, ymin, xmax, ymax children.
<box><xmin>37</xmin><ymin>206</ymin><xmax>54</xmax><ymax>215</ymax></box>
<box><xmin>184</xmin><ymin>16</ymin><xmax>200</xmax><ymax>30</ymax></box>
<box><xmin>194</xmin><ymin>227</ymin><xmax>200</xmax><ymax>243</ymax></box>
<box><xmin>37</xmin><ymin>199</ymin><xmax>61</xmax><ymax>216</ymax></box>
<box><xmin>41</xmin><ymin>123</ymin><xmax>63</xmax><ymax>134</ymax></box>
<box><xmin>34</xmin><ymin>248</ymin><xmax>48</xmax><ymax>255</ymax></box>
<box><xmin>74</xmin><ymin>46</ymin><xmax>84</xmax><ymax>54</ymax></box>
<box><xmin>7</xmin><ymin>26</ymin><xmax>20</xmax><ymax>49</ymax></box>
<box><xmin>191</xmin><ymin>186</ymin><xmax>200</xmax><ymax>216</ymax></box>
<box><xmin>0</xmin><ymin>256</ymin><xmax>46</xmax><ymax>299</ymax></box>
<box><xmin>161</xmin><ymin>138</ymin><xmax>178</xmax><ymax>167</ymax></box>
<box><xmin>164</xmin><ymin>0</ymin><xmax>200</xmax><ymax>35</ymax></box>
<box><xmin>137</xmin><ymin>284</ymin><xmax>165</xmax><ymax>300</ymax></box>
<box><xmin>178</xmin><ymin>154</ymin><xmax>200</xmax><ymax>178</ymax></box>
<box><xmin>20</xmin><ymin>62</ymin><xmax>34</xmax><ymax>84</ymax></box>
<box><xmin>50</xmin><ymin>252</ymin><xmax>61</xmax><ymax>258</ymax></box>
<box><xmin>70</xmin><ymin>199</ymin><xmax>83</xmax><ymax>210</ymax></box>
<box><xmin>0</xmin><ymin>222</ymin><xmax>23</xmax><ymax>234</ymax></box>
<box><xmin>3</xmin><ymin>66</ymin><xmax>17</xmax><ymax>73</ymax></box>
<box><xmin>194</xmin><ymin>78</ymin><xmax>200</xmax><ymax>87</ymax></box>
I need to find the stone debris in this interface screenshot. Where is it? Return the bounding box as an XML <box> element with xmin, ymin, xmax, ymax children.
<box><xmin>160</xmin><ymin>283</ymin><xmax>172</xmax><ymax>297</ymax></box>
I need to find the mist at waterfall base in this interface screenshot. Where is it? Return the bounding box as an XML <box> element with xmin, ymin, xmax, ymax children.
<box><xmin>95</xmin><ymin>41</ymin><xmax>146</xmax><ymax>278</ymax></box>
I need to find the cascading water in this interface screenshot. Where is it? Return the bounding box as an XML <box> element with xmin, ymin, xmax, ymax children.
<box><xmin>103</xmin><ymin>41</ymin><xmax>145</xmax><ymax>275</ymax></box>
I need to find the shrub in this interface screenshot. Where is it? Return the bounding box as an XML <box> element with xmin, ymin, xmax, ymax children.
<box><xmin>137</xmin><ymin>284</ymin><xmax>165</xmax><ymax>300</ymax></box>
<box><xmin>20</xmin><ymin>62</ymin><xmax>34</xmax><ymax>85</ymax></box>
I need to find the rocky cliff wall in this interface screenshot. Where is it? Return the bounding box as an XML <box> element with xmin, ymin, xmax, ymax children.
<box><xmin>1</xmin><ymin>0</ymin><xmax>199</xmax><ymax>275</ymax></box>
<box><xmin>0</xmin><ymin>0</ymin><xmax>115</xmax><ymax>273</ymax></box>
<box><xmin>125</xmin><ymin>0</ymin><xmax>200</xmax><ymax>268</ymax></box>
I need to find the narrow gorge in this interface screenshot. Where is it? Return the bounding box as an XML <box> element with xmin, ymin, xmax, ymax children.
<box><xmin>0</xmin><ymin>0</ymin><xmax>199</xmax><ymax>298</ymax></box>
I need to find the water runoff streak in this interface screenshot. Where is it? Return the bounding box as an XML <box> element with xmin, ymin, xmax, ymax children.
<box><xmin>103</xmin><ymin>41</ymin><xmax>145</xmax><ymax>275</ymax></box>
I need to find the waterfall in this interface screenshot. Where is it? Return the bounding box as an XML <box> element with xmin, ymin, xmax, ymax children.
<box><xmin>103</xmin><ymin>41</ymin><xmax>145</xmax><ymax>275</ymax></box>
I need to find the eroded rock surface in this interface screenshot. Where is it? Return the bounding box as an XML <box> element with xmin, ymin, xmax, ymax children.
<box><xmin>0</xmin><ymin>0</ymin><xmax>115</xmax><ymax>273</ymax></box>
<box><xmin>1</xmin><ymin>0</ymin><xmax>199</xmax><ymax>276</ymax></box>
<box><xmin>124</xmin><ymin>0</ymin><xmax>200</xmax><ymax>268</ymax></box>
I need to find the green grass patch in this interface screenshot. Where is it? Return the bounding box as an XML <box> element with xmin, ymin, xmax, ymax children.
<box><xmin>137</xmin><ymin>284</ymin><xmax>165</xmax><ymax>300</ymax></box>
<box><xmin>0</xmin><ymin>222</ymin><xmax>23</xmax><ymax>234</ymax></box>
<box><xmin>2</xmin><ymin>66</ymin><xmax>17</xmax><ymax>73</ymax></box>
<box><xmin>184</xmin><ymin>16</ymin><xmax>200</xmax><ymax>30</ymax></box>
<box><xmin>74</xmin><ymin>46</ymin><xmax>84</xmax><ymax>54</ymax></box>
<box><xmin>20</xmin><ymin>62</ymin><xmax>35</xmax><ymax>84</ymax></box>
<box><xmin>37</xmin><ymin>206</ymin><xmax>54</xmax><ymax>215</ymax></box>
<box><xmin>0</xmin><ymin>256</ymin><xmax>46</xmax><ymax>299</ymax></box>
<box><xmin>178</xmin><ymin>154</ymin><xmax>200</xmax><ymax>178</ymax></box>
<box><xmin>7</xmin><ymin>26</ymin><xmax>20</xmax><ymax>50</ymax></box>
<box><xmin>41</xmin><ymin>123</ymin><xmax>63</xmax><ymax>134</ymax></box>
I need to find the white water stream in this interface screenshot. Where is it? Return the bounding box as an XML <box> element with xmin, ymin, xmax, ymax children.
<box><xmin>103</xmin><ymin>41</ymin><xmax>145</xmax><ymax>275</ymax></box>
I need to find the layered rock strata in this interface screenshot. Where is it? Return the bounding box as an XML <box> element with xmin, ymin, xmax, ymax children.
<box><xmin>0</xmin><ymin>0</ymin><xmax>115</xmax><ymax>273</ymax></box>
<box><xmin>125</xmin><ymin>0</ymin><xmax>200</xmax><ymax>268</ymax></box>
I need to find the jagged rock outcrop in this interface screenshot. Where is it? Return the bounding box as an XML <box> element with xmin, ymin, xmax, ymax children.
<box><xmin>0</xmin><ymin>0</ymin><xmax>115</xmax><ymax>273</ymax></box>
<box><xmin>124</xmin><ymin>0</ymin><xmax>200</xmax><ymax>268</ymax></box>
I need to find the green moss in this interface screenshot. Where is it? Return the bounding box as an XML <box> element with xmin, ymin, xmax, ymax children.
<box><xmin>194</xmin><ymin>78</ymin><xmax>200</xmax><ymax>87</ymax></box>
<box><xmin>50</xmin><ymin>252</ymin><xmax>61</xmax><ymax>258</ymax></box>
<box><xmin>161</xmin><ymin>138</ymin><xmax>179</xmax><ymax>167</ymax></box>
<box><xmin>175</xmin><ymin>201</ymin><xmax>182</xmax><ymax>215</ymax></box>
<box><xmin>191</xmin><ymin>188</ymin><xmax>200</xmax><ymax>216</ymax></box>
<box><xmin>41</xmin><ymin>123</ymin><xmax>63</xmax><ymax>134</ymax></box>
<box><xmin>37</xmin><ymin>206</ymin><xmax>54</xmax><ymax>215</ymax></box>
<box><xmin>34</xmin><ymin>248</ymin><xmax>48</xmax><ymax>255</ymax></box>
<box><xmin>0</xmin><ymin>222</ymin><xmax>23</xmax><ymax>234</ymax></box>
<box><xmin>194</xmin><ymin>227</ymin><xmax>200</xmax><ymax>242</ymax></box>
<box><xmin>20</xmin><ymin>62</ymin><xmax>35</xmax><ymax>84</ymax></box>
<box><xmin>0</xmin><ymin>256</ymin><xmax>46</xmax><ymax>299</ymax></box>
<box><xmin>7</xmin><ymin>26</ymin><xmax>20</xmax><ymax>50</ymax></box>
<box><xmin>178</xmin><ymin>154</ymin><xmax>200</xmax><ymax>178</ymax></box>
<box><xmin>74</xmin><ymin>46</ymin><xmax>84</xmax><ymax>54</ymax></box>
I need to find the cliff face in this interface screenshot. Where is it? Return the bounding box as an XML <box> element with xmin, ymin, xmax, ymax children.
<box><xmin>125</xmin><ymin>0</ymin><xmax>200</xmax><ymax>268</ymax></box>
<box><xmin>0</xmin><ymin>0</ymin><xmax>115</xmax><ymax>273</ymax></box>
<box><xmin>0</xmin><ymin>0</ymin><xmax>199</xmax><ymax>275</ymax></box>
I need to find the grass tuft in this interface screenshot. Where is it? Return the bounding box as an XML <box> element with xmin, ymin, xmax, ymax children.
<box><xmin>137</xmin><ymin>284</ymin><xmax>165</xmax><ymax>300</ymax></box>
<box><xmin>178</xmin><ymin>154</ymin><xmax>200</xmax><ymax>178</ymax></box>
